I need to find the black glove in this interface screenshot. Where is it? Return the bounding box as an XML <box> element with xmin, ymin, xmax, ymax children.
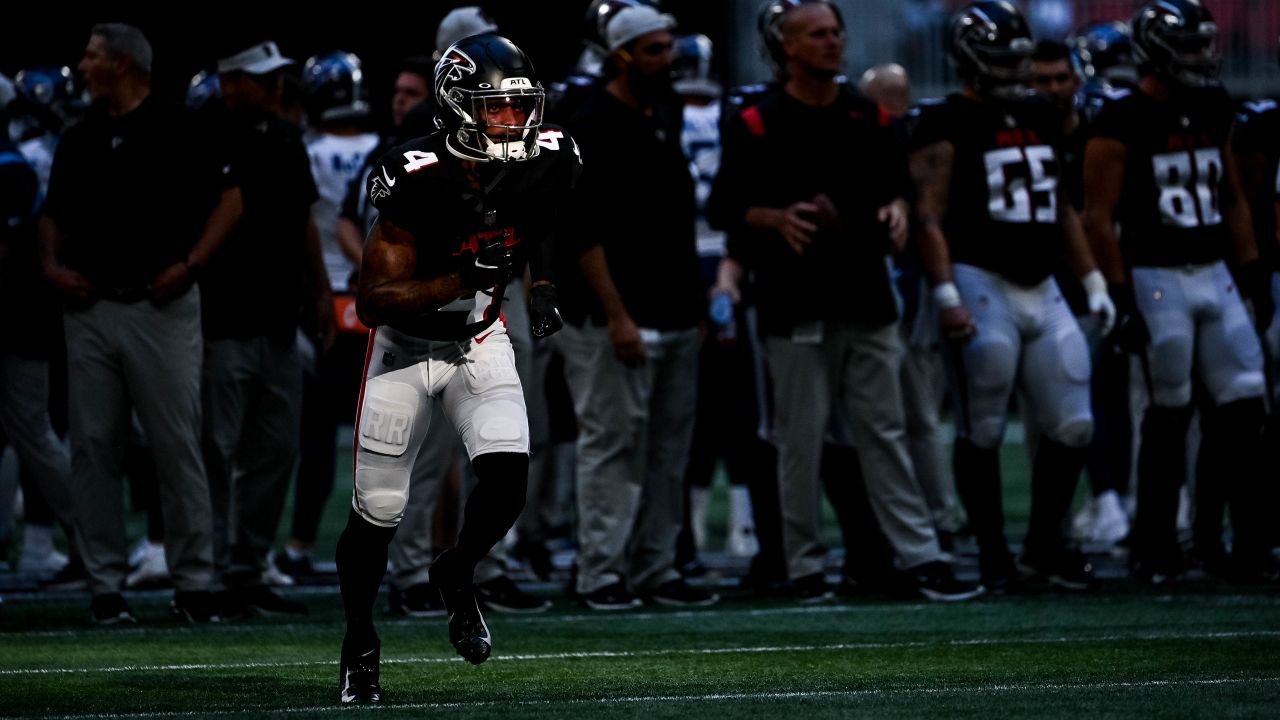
<box><xmin>529</xmin><ymin>283</ymin><xmax>563</xmax><ymax>339</ymax></box>
<box><xmin>1107</xmin><ymin>283</ymin><xmax>1149</xmax><ymax>354</ymax></box>
<box><xmin>1239</xmin><ymin>259</ymin><xmax>1275</xmax><ymax>336</ymax></box>
<box><xmin>459</xmin><ymin>236</ymin><xmax>516</xmax><ymax>290</ymax></box>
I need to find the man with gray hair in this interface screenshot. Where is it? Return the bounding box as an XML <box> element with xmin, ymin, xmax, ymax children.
<box><xmin>40</xmin><ymin>22</ymin><xmax>241</xmax><ymax>624</ymax></box>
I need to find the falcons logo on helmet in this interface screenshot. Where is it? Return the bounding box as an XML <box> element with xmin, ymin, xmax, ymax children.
<box><xmin>435</xmin><ymin>48</ymin><xmax>478</xmax><ymax>94</ymax></box>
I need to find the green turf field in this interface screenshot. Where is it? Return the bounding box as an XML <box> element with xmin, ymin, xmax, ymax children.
<box><xmin>2</xmin><ymin>436</ymin><xmax>1278</xmax><ymax>718</ymax></box>
<box><xmin>2</xmin><ymin>583</ymin><xmax>1278</xmax><ymax>718</ymax></box>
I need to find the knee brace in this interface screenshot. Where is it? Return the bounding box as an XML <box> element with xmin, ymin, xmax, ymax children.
<box><xmin>960</xmin><ymin>335</ymin><xmax>1017</xmax><ymax>449</ymax></box>
<box><xmin>1147</xmin><ymin>333</ymin><xmax>1194</xmax><ymax>406</ymax></box>
<box><xmin>354</xmin><ymin>377</ymin><xmax>422</xmax><ymax>526</ymax></box>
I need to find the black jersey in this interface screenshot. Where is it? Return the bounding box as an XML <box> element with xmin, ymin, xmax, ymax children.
<box><xmin>909</xmin><ymin>93</ymin><xmax>1067</xmax><ymax>287</ymax></box>
<box><xmin>1232</xmin><ymin>98</ymin><xmax>1280</xmax><ymax>269</ymax></box>
<box><xmin>1090</xmin><ymin>85</ymin><xmax>1236</xmax><ymax>268</ymax></box>
<box><xmin>366</xmin><ymin>124</ymin><xmax>582</xmax><ymax>341</ymax></box>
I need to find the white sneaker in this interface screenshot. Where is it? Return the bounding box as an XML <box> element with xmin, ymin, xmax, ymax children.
<box><xmin>262</xmin><ymin>553</ymin><xmax>296</xmax><ymax>587</ymax></box>
<box><xmin>18</xmin><ymin>525</ymin><xmax>69</xmax><ymax>577</ymax></box>
<box><xmin>1086</xmin><ymin>490</ymin><xmax>1130</xmax><ymax>547</ymax></box>
<box><xmin>126</xmin><ymin>542</ymin><xmax>169</xmax><ymax>587</ymax></box>
<box><xmin>18</xmin><ymin>545</ymin><xmax>69</xmax><ymax>576</ymax></box>
<box><xmin>1071</xmin><ymin>496</ymin><xmax>1097</xmax><ymax>541</ymax></box>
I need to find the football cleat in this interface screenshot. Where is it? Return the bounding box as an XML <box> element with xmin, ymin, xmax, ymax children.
<box><xmin>430</xmin><ymin>549</ymin><xmax>493</xmax><ymax>664</ymax></box>
<box><xmin>339</xmin><ymin>642</ymin><xmax>382</xmax><ymax>705</ymax></box>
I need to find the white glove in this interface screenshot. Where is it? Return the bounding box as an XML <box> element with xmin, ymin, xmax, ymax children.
<box><xmin>1082</xmin><ymin>270</ymin><xmax>1115</xmax><ymax>336</ymax></box>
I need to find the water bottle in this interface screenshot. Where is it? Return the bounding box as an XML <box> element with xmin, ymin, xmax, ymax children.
<box><xmin>709</xmin><ymin>291</ymin><xmax>736</xmax><ymax>342</ymax></box>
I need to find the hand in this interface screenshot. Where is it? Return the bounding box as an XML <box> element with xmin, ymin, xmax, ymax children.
<box><xmin>1240</xmin><ymin>259</ymin><xmax>1275</xmax><ymax>335</ymax></box>
<box><xmin>148</xmin><ymin>262</ymin><xmax>193</xmax><ymax>305</ymax></box>
<box><xmin>45</xmin><ymin>265</ymin><xmax>96</xmax><ymax>302</ymax></box>
<box><xmin>459</xmin><ymin>236</ymin><xmax>516</xmax><ymax>290</ymax></box>
<box><xmin>939</xmin><ymin>305</ymin><xmax>976</xmax><ymax>342</ymax></box>
<box><xmin>776</xmin><ymin>201</ymin><xmax>818</xmax><ymax>255</ymax></box>
<box><xmin>1107</xmin><ymin>283</ymin><xmax>1149</xmax><ymax>354</ymax></box>
<box><xmin>1081</xmin><ymin>270</ymin><xmax>1116</xmax><ymax>336</ymax></box>
<box><xmin>529</xmin><ymin>283</ymin><xmax>563</xmax><ymax>339</ymax></box>
<box><xmin>608</xmin><ymin>313</ymin><xmax>646</xmax><ymax>367</ymax></box>
<box><xmin>877</xmin><ymin>199</ymin><xmax>910</xmax><ymax>252</ymax></box>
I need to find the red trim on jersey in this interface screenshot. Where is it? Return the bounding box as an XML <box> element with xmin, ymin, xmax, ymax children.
<box><xmin>878</xmin><ymin>106</ymin><xmax>893</xmax><ymax>129</ymax></box>
<box><xmin>742</xmin><ymin>106</ymin><xmax>766</xmax><ymax>137</ymax></box>
<box><xmin>351</xmin><ymin>328</ymin><xmax>378</xmax><ymax>479</ymax></box>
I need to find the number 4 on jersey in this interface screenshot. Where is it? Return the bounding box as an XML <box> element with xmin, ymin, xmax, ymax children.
<box><xmin>536</xmin><ymin>130</ymin><xmax>563</xmax><ymax>150</ymax></box>
<box><xmin>402</xmin><ymin>150</ymin><xmax>439</xmax><ymax>173</ymax></box>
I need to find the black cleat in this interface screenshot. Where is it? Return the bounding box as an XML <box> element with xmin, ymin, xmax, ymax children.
<box><xmin>905</xmin><ymin>561</ymin><xmax>986</xmax><ymax>602</ymax></box>
<box><xmin>1018</xmin><ymin>549</ymin><xmax>1099</xmax><ymax>593</ymax></box>
<box><xmin>220</xmin><ymin>585</ymin><xmax>307</xmax><ymax>618</ymax></box>
<box><xmin>339</xmin><ymin>641</ymin><xmax>382</xmax><ymax>705</ymax></box>
<box><xmin>579</xmin><ymin>581</ymin><xmax>643</xmax><ymax>611</ymax></box>
<box><xmin>171</xmin><ymin>590</ymin><xmax>222</xmax><ymax>623</ymax></box>
<box><xmin>91</xmin><ymin>593</ymin><xmax>136</xmax><ymax>625</ymax></box>
<box><xmin>388</xmin><ymin>582</ymin><xmax>447</xmax><ymax>617</ymax></box>
<box><xmin>475</xmin><ymin>575</ymin><xmax>551</xmax><ymax>614</ymax></box>
<box><xmin>642</xmin><ymin>578</ymin><xmax>719</xmax><ymax>607</ymax></box>
<box><xmin>430</xmin><ymin>549</ymin><xmax>492</xmax><ymax>664</ymax></box>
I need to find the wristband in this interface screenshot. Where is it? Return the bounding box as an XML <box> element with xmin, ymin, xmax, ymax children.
<box><xmin>931</xmin><ymin>282</ymin><xmax>962</xmax><ymax>310</ymax></box>
<box><xmin>1081</xmin><ymin>269</ymin><xmax>1107</xmax><ymax>297</ymax></box>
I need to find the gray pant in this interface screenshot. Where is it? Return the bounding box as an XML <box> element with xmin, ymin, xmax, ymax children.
<box><xmin>202</xmin><ymin>335</ymin><xmax>302</xmax><ymax>586</ymax></box>
<box><xmin>0</xmin><ymin>351</ymin><xmax>74</xmax><ymax>531</ymax></box>
<box><xmin>765</xmin><ymin>322</ymin><xmax>943</xmax><ymax>580</ymax></box>
<box><xmin>901</xmin><ymin>305</ymin><xmax>962</xmax><ymax>534</ymax></box>
<box><xmin>64</xmin><ymin>289</ymin><xmax>213</xmax><ymax>595</ymax></box>
<box><xmin>561</xmin><ymin>322</ymin><xmax>698</xmax><ymax>595</ymax></box>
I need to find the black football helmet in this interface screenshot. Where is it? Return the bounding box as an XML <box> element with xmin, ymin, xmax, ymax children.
<box><xmin>434</xmin><ymin>34</ymin><xmax>545</xmax><ymax>163</ymax></box>
<box><xmin>1131</xmin><ymin>0</ymin><xmax>1221</xmax><ymax>88</ymax></box>
<box><xmin>9</xmin><ymin>65</ymin><xmax>78</xmax><ymax>138</ymax></box>
<box><xmin>758</xmin><ymin>0</ymin><xmax>844</xmax><ymax>73</ymax></box>
<box><xmin>949</xmin><ymin>1</ymin><xmax>1035</xmax><ymax>101</ymax></box>
<box><xmin>1068</xmin><ymin>21</ymin><xmax>1137</xmax><ymax>87</ymax></box>
<box><xmin>301</xmin><ymin>51</ymin><xmax>371</xmax><ymax>124</ymax></box>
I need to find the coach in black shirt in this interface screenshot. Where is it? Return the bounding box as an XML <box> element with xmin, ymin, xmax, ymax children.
<box><xmin>559</xmin><ymin>5</ymin><xmax>713</xmax><ymax>610</ymax></box>
<box><xmin>39</xmin><ymin>23</ymin><xmax>240</xmax><ymax>624</ymax></box>
<box><xmin>709</xmin><ymin>1</ymin><xmax>977</xmax><ymax>601</ymax></box>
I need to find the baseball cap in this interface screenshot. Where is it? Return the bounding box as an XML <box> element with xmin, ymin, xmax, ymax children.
<box><xmin>218</xmin><ymin>41</ymin><xmax>294</xmax><ymax>75</ymax></box>
<box><xmin>435</xmin><ymin>7</ymin><xmax>500</xmax><ymax>58</ymax></box>
<box><xmin>606</xmin><ymin>5</ymin><xmax>677</xmax><ymax>53</ymax></box>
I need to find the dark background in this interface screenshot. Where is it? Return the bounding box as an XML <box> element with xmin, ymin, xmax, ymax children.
<box><xmin>2</xmin><ymin>1</ymin><xmax>732</xmax><ymax>128</ymax></box>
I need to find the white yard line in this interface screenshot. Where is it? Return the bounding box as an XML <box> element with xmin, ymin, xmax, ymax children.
<box><xmin>20</xmin><ymin>675</ymin><xmax>1280</xmax><ymax>719</ymax></box>
<box><xmin>2</xmin><ymin>629</ymin><xmax>1277</xmax><ymax>677</ymax></box>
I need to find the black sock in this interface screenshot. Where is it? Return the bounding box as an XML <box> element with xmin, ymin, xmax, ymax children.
<box><xmin>953</xmin><ymin>438</ymin><xmax>1009</xmax><ymax>563</ymax></box>
<box><xmin>1215</xmin><ymin>398</ymin><xmax>1269</xmax><ymax>565</ymax></box>
<box><xmin>1025</xmin><ymin>438</ymin><xmax>1087</xmax><ymax>558</ymax></box>
<box><xmin>454</xmin><ymin>452</ymin><xmax>529</xmax><ymax>575</ymax></box>
<box><xmin>336</xmin><ymin>507</ymin><xmax>397</xmax><ymax>651</ymax></box>
<box><xmin>1135</xmin><ymin>404</ymin><xmax>1193</xmax><ymax>571</ymax></box>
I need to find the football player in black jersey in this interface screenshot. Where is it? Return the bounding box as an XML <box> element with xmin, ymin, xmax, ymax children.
<box><xmin>1083</xmin><ymin>0</ymin><xmax>1275</xmax><ymax>584</ymax></box>
<box><xmin>335</xmin><ymin>34</ymin><xmax>580</xmax><ymax>704</ymax></box>
<box><xmin>911</xmin><ymin>0</ymin><xmax>1115</xmax><ymax>593</ymax></box>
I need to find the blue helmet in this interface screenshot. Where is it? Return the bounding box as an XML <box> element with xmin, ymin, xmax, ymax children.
<box><xmin>672</xmin><ymin>34</ymin><xmax>719</xmax><ymax>98</ymax></box>
<box><xmin>301</xmin><ymin>51</ymin><xmax>370</xmax><ymax>124</ymax></box>
<box><xmin>186</xmin><ymin>70</ymin><xmax>223</xmax><ymax>110</ymax></box>
<box><xmin>1068</xmin><ymin>21</ymin><xmax>1137</xmax><ymax>88</ymax></box>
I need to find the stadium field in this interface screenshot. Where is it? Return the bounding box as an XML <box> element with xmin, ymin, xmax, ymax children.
<box><xmin>2</xmin><ymin>441</ymin><xmax>1278</xmax><ymax>718</ymax></box>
